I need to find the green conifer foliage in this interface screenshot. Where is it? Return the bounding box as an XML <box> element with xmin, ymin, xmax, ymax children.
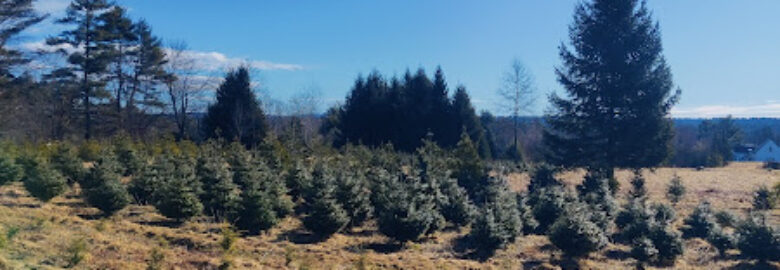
<box><xmin>196</xmin><ymin>142</ymin><xmax>240</xmax><ymax>221</ymax></box>
<box><xmin>23</xmin><ymin>162</ymin><xmax>68</xmax><ymax>202</ymax></box>
<box><xmin>528</xmin><ymin>186</ymin><xmax>575</xmax><ymax>233</ymax></box>
<box><xmin>628</xmin><ymin>170</ymin><xmax>648</xmax><ymax>201</ymax></box>
<box><xmin>83</xmin><ymin>153</ymin><xmax>131</xmax><ymax>215</ymax></box>
<box><xmin>752</xmin><ymin>185</ymin><xmax>775</xmax><ymax>210</ymax></box>
<box><xmin>516</xmin><ymin>193</ymin><xmax>539</xmax><ymax>234</ymax></box>
<box><xmin>548</xmin><ymin>202</ymin><xmax>608</xmax><ymax>258</ymax></box>
<box><xmin>154</xmin><ymin>172</ymin><xmax>203</xmax><ymax>222</ymax></box>
<box><xmin>682</xmin><ymin>201</ymin><xmax>718</xmax><ymax>239</ymax></box>
<box><xmin>452</xmin><ymin>131</ymin><xmax>487</xmax><ymax>199</ymax></box>
<box><xmin>235</xmin><ymin>185</ymin><xmax>277</xmax><ymax>235</ymax></box>
<box><xmin>372</xmin><ymin>168</ymin><xmax>444</xmax><ymax>243</ymax></box>
<box><xmin>666</xmin><ymin>175</ymin><xmax>686</xmax><ymax>205</ymax></box>
<box><xmin>736</xmin><ymin>214</ymin><xmax>780</xmax><ymax>261</ymax></box>
<box><xmin>49</xmin><ymin>143</ymin><xmax>85</xmax><ymax>185</ymax></box>
<box><xmin>416</xmin><ymin>140</ymin><xmax>474</xmax><ymax>228</ymax></box>
<box><xmin>0</xmin><ymin>152</ymin><xmax>22</xmax><ymax>185</ymax></box>
<box><xmin>334</xmin><ymin>168</ymin><xmax>372</xmax><ymax>228</ymax></box>
<box><xmin>467</xmin><ymin>176</ymin><xmax>521</xmax><ymax>257</ymax></box>
<box><xmin>130</xmin><ymin>155</ymin><xmax>170</xmax><ymax>205</ymax></box>
<box><xmin>301</xmin><ymin>163</ymin><xmax>349</xmax><ymax>237</ymax></box>
<box><xmin>113</xmin><ymin>138</ymin><xmax>145</xmax><ymax>177</ymax></box>
<box><xmin>527</xmin><ymin>163</ymin><xmax>562</xmax><ymax>194</ymax></box>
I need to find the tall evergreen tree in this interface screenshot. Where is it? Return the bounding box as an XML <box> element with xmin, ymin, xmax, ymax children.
<box><xmin>96</xmin><ymin>6</ymin><xmax>135</xmax><ymax>127</ymax></box>
<box><xmin>203</xmin><ymin>67</ymin><xmax>268</xmax><ymax>147</ymax></box>
<box><xmin>451</xmin><ymin>87</ymin><xmax>489</xmax><ymax>159</ymax></box>
<box><xmin>47</xmin><ymin>0</ymin><xmax>114</xmax><ymax>139</ymax></box>
<box><xmin>544</xmin><ymin>0</ymin><xmax>680</xmax><ymax>177</ymax></box>
<box><xmin>0</xmin><ymin>0</ymin><xmax>46</xmax><ymax>83</ymax></box>
<box><xmin>125</xmin><ymin>20</ymin><xmax>168</xmax><ymax>131</ymax></box>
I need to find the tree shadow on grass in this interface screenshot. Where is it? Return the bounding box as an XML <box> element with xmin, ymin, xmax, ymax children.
<box><xmin>605</xmin><ymin>248</ymin><xmax>631</xmax><ymax>261</ymax></box>
<box><xmin>76</xmin><ymin>212</ymin><xmax>105</xmax><ymax>220</ymax></box>
<box><xmin>450</xmin><ymin>234</ymin><xmax>494</xmax><ymax>262</ymax></box>
<box><xmin>725</xmin><ymin>260</ymin><xmax>777</xmax><ymax>270</ymax></box>
<box><xmin>275</xmin><ymin>228</ymin><xmax>328</xmax><ymax>244</ymax></box>
<box><xmin>135</xmin><ymin>219</ymin><xmax>183</xmax><ymax>228</ymax></box>
<box><xmin>0</xmin><ymin>201</ymin><xmax>39</xmax><ymax>208</ymax></box>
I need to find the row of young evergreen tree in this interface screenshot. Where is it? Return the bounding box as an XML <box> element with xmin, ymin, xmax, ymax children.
<box><xmin>1</xmin><ymin>134</ymin><xmax>777</xmax><ymax>265</ymax></box>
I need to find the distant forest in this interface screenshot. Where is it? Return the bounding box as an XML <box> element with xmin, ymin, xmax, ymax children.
<box><xmin>0</xmin><ymin>0</ymin><xmax>778</xmax><ymax>169</ymax></box>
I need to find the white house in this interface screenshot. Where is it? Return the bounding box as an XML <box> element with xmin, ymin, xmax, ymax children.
<box><xmin>734</xmin><ymin>139</ymin><xmax>780</xmax><ymax>162</ymax></box>
<box><xmin>754</xmin><ymin>140</ymin><xmax>779</xmax><ymax>162</ymax></box>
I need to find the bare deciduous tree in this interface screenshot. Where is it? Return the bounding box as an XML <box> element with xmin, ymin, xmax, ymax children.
<box><xmin>497</xmin><ymin>58</ymin><xmax>535</xmax><ymax>148</ymax></box>
<box><xmin>164</xmin><ymin>41</ymin><xmax>215</xmax><ymax>140</ymax></box>
<box><xmin>286</xmin><ymin>85</ymin><xmax>323</xmax><ymax>146</ymax></box>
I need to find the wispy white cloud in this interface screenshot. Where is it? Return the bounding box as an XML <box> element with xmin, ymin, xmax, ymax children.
<box><xmin>34</xmin><ymin>0</ymin><xmax>70</xmax><ymax>15</ymax></box>
<box><xmin>672</xmin><ymin>102</ymin><xmax>780</xmax><ymax>118</ymax></box>
<box><xmin>15</xmin><ymin>40</ymin><xmax>303</xmax><ymax>72</ymax></box>
<box><xmin>17</xmin><ymin>40</ymin><xmax>77</xmax><ymax>53</ymax></box>
<box><xmin>172</xmin><ymin>49</ymin><xmax>304</xmax><ymax>71</ymax></box>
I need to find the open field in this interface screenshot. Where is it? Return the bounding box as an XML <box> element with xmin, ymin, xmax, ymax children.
<box><xmin>0</xmin><ymin>162</ymin><xmax>777</xmax><ymax>270</ymax></box>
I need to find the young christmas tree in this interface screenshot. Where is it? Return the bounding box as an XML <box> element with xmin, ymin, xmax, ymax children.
<box><xmin>372</xmin><ymin>168</ymin><xmax>444</xmax><ymax>243</ymax></box>
<box><xmin>23</xmin><ymin>161</ymin><xmax>68</xmax><ymax>202</ymax></box>
<box><xmin>467</xmin><ymin>176</ymin><xmax>522</xmax><ymax>258</ymax></box>
<box><xmin>83</xmin><ymin>153</ymin><xmax>131</xmax><ymax>215</ymax></box>
<box><xmin>0</xmin><ymin>152</ymin><xmax>22</xmax><ymax>185</ymax></box>
<box><xmin>196</xmin><ymin>141</ymin><xmax>240</xmax><ymax>221</ymax></box>
<box><xmin>301</xmin><ymin>162</ymin><xmax>349</xmax><ymax>237</ymax></box>
<box><xmin>49</xmin><ymin>143</ymin><xmax>85</xmax><ymax>185</ymax></box>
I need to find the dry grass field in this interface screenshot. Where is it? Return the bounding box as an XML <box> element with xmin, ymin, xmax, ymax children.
<box><xmin>0</xmin><ymin>162</ymin><xmax>777</xmax><ymax>270</ymax></box>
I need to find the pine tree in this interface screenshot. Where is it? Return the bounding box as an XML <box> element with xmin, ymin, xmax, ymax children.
<box><xmin>234</xmin><ymin>185</ymin><xmax>277</xmax><ymax>235</ymax></box>
<box><xmin>47</xmin><ymin>0</ymin><xmax>114</xmax><ymax>139</ymax></box>
<box><xmin>417</xmin><ymin>138</ymin><xmax>474</xmax><ymax>228</ymax></box>
<box><xmin>125</xmin><ymin>19</ymin><xmax>169</xmax><ymax>128</ymax></box>
<box><xmin>334</xmin><ymin>168</ymin><xmax>372</xmax><ymax>228</ymax></box>
<box><xmin>96</xmin><ymin>5</ymin><xmax>135</xmax><ymax>126</ymax></box>
<box><xmin>452</xmin><ymin>131</ymin><xmax>487</xmax><ymax>200</ymax></box>
<box><xmin>83</xmin><ymin>153</ymin><xmax>131</xmax><ymax>215</ymax></box>
<box><xmin>544</xmin><ymin>0</ymin><xmax>680</xmax><ymax>177</ymax></box>
<box><xmin>576</xmin><ymin>170</ymin><xmax>618</xmax><ymax>231</ymax></box>
<box><xmin>528</xmin><ymin>186</ymin><xmax>575</xmax><ymax>233</ymax></box>
<box><xmin>372</xmin><ymin>168</ymin><xmax>444</xmax><ymax>243</ymax></box>
<box><xmin>451</xmin><ymin>87</ymin><xmax>489</xmax><ymax>158</ymax></box>
<box><xmin>752</xmin><ymin>185</ymin><xmax>775</xmax><ymax>210</ymax></box>
<box><xmin>666</xmin><ymin>174</ymin><xmax>686</xmax><ymax>205</ymax></box>
<box><xmin>285</xmin><ymin>161</ymin><xmax>311</xmax><ymax>202</ymax></box>
<box><xmin>196</xmin><ymin>142</ymin><xmax>240</xmax><ymax>221</ymax></box>
<box><xmin>548</xmin><ymin>202</ymin><xmax>608</xmax><ymax>258</ymax></box>
<box><xmin>0</xmin><ymin>152</ymin><xmax>22</xmax><ymax>185</ymax></box>
<box><xmin>49</xmin><ymin>143</ymin><xmax>85</xmax><ymax>185</ymax></box>
<box><xmin>113</xmin><ymin>137</ymin><xmax>145</xmax><ymax>176</ymax></box>
<box><xmin>527</xmin><ymin>163</ymin><xmax>562</xmax><ymax>194</ymax></box>
<box><xmin>467</xmin><ymin>176</ymin><xmax>522</xmax><ymax>257</ymax></box>
<box><xmin>736</xmin><ymin>214</ymin><xmax>780</xmax><ymax>261</ymax></box>
<box><xmin>0</xmin><ymin>0</ymin><xmax>45</xmax><ymax>81</ymax></box>
<box><xmin>130</xmin><ymin>154</ymin><xmax>171</xmax><ymax>205</ymax></box>
<box><xmin>682</xmin><ymin>201</ymin><xmax>717</xmax><ymax>239</ymax></box>
<box><xmin>628</xmin><ymin>170</ymin><xmax>648</xmax><ymax>201</ymax></box>
<box><xmin>516</xmin><ymin>193</ymin><xmax>539</xmax><ymax>234</ymax></box>
<box><xmin>301</xmin><ymin>162</ymin><xmax>349</xmax><ymax>237</ymax></box>
<box><xmin>203</xmin><ymin>67</ymin><xmax>268</xmax><ymax>148</ymax></box>
<box><xmin>23</xmin><ymin>162</ymin><xmax>68</xmax><ymax>202</ymax></box>
<box><xmin>150</xmin><ymin>154</ymin><xmax>202</xmax><ymax>221</ymax></box>
<box><xmin>154</xmin><ymin>172</ymin><xmax>203</xmax><ymax>222</ymax></box>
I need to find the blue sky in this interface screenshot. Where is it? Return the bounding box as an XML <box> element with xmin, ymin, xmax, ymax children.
<box><xmin>19</xmin><ymin>0</ymin><xmax>780</xmax><ymax>117</ymax></box>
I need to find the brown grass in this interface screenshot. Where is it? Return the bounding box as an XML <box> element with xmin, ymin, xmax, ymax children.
<box><xmin>0</xmin><ymin>162</ymin><xmax>777</xmax><ymax>269</ymax></box>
